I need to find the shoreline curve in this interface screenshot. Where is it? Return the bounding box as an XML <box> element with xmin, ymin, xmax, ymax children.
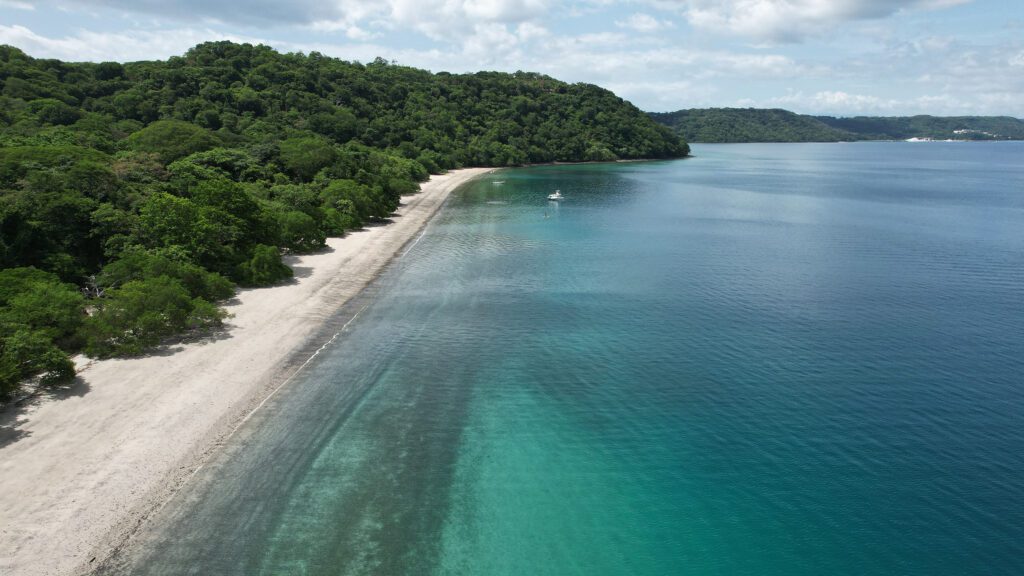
<box><xmin>0</xmin><ymin>167</ymin><xmax>494</xmax><ymax>576</ymax></box>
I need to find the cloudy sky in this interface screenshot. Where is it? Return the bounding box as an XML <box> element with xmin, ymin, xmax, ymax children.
<box><xmin>1</xmin><ymin>0</ymin><xmax>1022</xmax><ymax>116</ymax></box>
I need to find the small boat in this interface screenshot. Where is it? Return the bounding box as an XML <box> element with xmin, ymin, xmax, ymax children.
<box><xmin>547</xmin><ymin>190</ymin><xmax>564</xmax><ymax>201</ymax></box>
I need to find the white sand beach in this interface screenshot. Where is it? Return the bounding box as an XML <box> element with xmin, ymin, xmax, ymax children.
<box><xmin>0</xmin><ymin>167</ymin><xmax>491</xmax><ymax>576</ymax></box>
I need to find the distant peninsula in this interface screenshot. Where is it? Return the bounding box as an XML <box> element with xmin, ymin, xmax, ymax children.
<box><xmin>649</xmin><ymin>107</ymin><xmax>1024</xmax><ymax>143</ymax></box>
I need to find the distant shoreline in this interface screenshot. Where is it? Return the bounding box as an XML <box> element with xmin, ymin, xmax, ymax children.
<box><xmin>0</xmin><ymin>167</ymin><xmax>493</xmax><ymax>576</ymax></box>
<box><xmin>650</xmin><ymin>108</ymin><xmax>1024</xmax><ymax>144</ymax></box>
<box><xmin>516</xmin><ymin>156</ymin><xmax>691</xmax><ymax>168</ymax></box>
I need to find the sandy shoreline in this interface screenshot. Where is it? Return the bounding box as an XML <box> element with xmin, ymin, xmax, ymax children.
<box><xmin>0</xmin><ymin>167</ymin><xmax>492</xmax><ymax>576</ymax></box>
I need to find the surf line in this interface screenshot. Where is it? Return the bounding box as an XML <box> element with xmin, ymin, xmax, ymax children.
<box><xmin>156</xmin><ymin>302</ymin><xmax>370</xmax><ymax>512</ymax></box>
<box><xmin>400</xmin><ymin>229</ymin><xmax>429</xmax><ymax>258</ymax></box>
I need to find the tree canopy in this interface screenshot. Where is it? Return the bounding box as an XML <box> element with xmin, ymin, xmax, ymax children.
<box><xmin>650</xmin><ymin>107</ymin><xmax>1024</xmax><ymax>143</ymax></box>
<box><xmin>0</xmin><ymin>40</ymin><xmax>688</xmax><ymax>398</ymax></box>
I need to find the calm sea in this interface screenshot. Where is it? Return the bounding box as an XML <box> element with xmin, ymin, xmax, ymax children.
<box><xmin>106</xmin><ymin>142</ymin><xmax>1024</xmax><ymax>575</ymax></box>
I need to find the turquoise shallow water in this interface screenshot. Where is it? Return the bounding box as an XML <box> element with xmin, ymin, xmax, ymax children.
<box><xmin>108</xmin><ymin>142</ymin><xmax>1024</xmax><ymax>575</ymax></box>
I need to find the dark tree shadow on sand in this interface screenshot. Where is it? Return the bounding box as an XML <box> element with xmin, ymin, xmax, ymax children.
<box><xmin>0</xmin><ymin>321</ymin><xmax>236</xmax><ymax>449</ymax></box>
<box><xmin>0</xmin><ymin>376</ymin><xmax>92</xmax><ymax>449</ymax></box>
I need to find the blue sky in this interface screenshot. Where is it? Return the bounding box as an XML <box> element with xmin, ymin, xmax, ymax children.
<box><xmin>1</xmin><ymin>0</ymin><xmax>1022</xmax><ymax>116</ymax></box>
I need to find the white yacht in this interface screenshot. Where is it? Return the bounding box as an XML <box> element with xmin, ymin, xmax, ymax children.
<box><xmin>547</xmin><ymin>190</ymin><xmax>564</xmax><ymax>201</ymax></box>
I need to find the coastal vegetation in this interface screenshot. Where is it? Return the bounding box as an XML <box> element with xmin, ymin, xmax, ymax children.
<box><xmin>650</xmin><ymin>108</ymin><xmax>851</xmax><ymax>143</ymax></box>
<box><xmin>0</xmin><ymin>41</ymin><xmax>688</xmax><ymax>399</ymax></box>
<box><xmin>813</xmin><ymin>114</ymin><xmax>1024</xmax><ymax>141</ymax></box>
<box><xmin>650</xmin><ymin>107</ymin><xmax>1024</xmax><ymax>142</ymax></box>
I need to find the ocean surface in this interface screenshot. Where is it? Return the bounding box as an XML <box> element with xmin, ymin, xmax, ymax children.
<box><xmin>106</xmin><ymin>142</ymin><xmax>1024</xmax><ymax>575</ymax></box>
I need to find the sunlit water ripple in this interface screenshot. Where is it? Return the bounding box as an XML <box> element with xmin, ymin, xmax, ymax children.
<box><xmin>105</xmin><ymin>142</ymin><xmax>1024</xmax><ymax>575</ymax></box>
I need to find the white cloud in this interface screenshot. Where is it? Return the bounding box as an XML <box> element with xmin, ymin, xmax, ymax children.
<box><xmin>461</xmin><ymin>22</ymin><xmax>522</xmax><ymax>64</ymax></box>
<box><xmin>462</xmin><ymin>0</ymin><xmax>550</xmax><ymax>22</ymax></box>
<box><xmin>516</xmin><ymin>22</ymin><xmax>549</xmax><ymax>42</ymax></box>
<box><xmin>0</xmin><ymin>0</ymin><xmax>35</xmax><ymax>10</ymax></box>
<box><xmin>605</xmin><ymin>78</ymin><xmax>718</xmax><ymax>109</ymax></box>
<box><xmin>0</xmin><ymin>24</ymin><xmax>263</xmax><ymax>61</ymax></box>
<box><xmin>771</xmin><ymin>90</ymin><xmax>900</xmax><ymax>114</ymax></box>
<box><xmin>659</xmin><ymin>0</ymin><xmax>974</xmax><ymax>42</ymax></box>
<box><xmin>746</xmin><ymin>88</ymin><xmax>1018</xmax><ymax>117</ymax></box>
<box><xmin>615</xmin><ymin>12</ymin><xmax>674</xmax><ymax>32</ymax></box>
<box><xmin>58</xmin><ymin>0</ymin><xmax>345</xmax><ymax>27</ymax></box>
<box><xmin>307</xmin><ymin>20</ymin><xmax>381</xmax><ymax>41</ymax></box>
<box><xmin>384</xmin><ymin>0</ymin><xmax>552</xmax><ymax>40</ymax></box>
<box><xmin>305</xmin><ymin>1</ymin><xmax>387</xmax><ymax>39</ymax></box>
<box><xmin>31</xmin><ymin>0</ymin><xmax>560</xmax><ymax>44</ymax></box>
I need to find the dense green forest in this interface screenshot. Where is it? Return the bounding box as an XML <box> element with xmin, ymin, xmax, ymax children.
<box><xmin>649</xmin><ymin>108</ymin><xmax>852</xmax><ymax>143</ymax></box>
<box><xmin>0</xmin><ymin>41</ymin><xmax>688</xmax><ymax>399</ymax></box>
<box><xmin>651</xmin><ymin>107</ymin><xmax>1024</xmax><ymax>142</ymax></box>
<box><xmin>814</xmin><ymin>115</ymin><xmax>1024</xmax><ymax>140</ymax></box>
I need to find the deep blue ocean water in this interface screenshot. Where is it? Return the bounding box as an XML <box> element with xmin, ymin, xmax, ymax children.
<box><xmin>108</xmin><ymin>142</ymin><xmax>1024</xmax><ymax>575</ymax></box>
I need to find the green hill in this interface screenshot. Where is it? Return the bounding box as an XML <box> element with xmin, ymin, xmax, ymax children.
<box><xmin>814</xmin><ymin>115</ymin><xmax>1024</xmax><ymax>140</ymax></box>
<box><xmin>649</xmin><ymin>108</ymin><xmax>853</xmax><ymax>143</ymax></box>
<box><xmin>0</xmin><ymin>41</ymin><xmax>688</xmax><ymax>397</ymax></box>
<box><xmin>651</xmin><ymin>107</ymin><xmax>1024</xmax><ymax>142</ymax></box>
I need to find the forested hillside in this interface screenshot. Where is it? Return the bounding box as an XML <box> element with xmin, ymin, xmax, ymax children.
<box><xmin>814</xmin><ymin>115</ymin><xmax>1024</xmax><ymax>140</ymax></box>
<box><xmin>649</xmin><ymin>108</ymin><xmax>852</xmax><ymax>142</ymax></box>
<box><xmin>652</xmin><ymin>107</ymin><xmax>1024</xmax><ymax>142</ymax></box>
<box><xmin>0</xmin><ymin>41</ymin><xmax>689</xmax><ymax>398</ymax></box>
